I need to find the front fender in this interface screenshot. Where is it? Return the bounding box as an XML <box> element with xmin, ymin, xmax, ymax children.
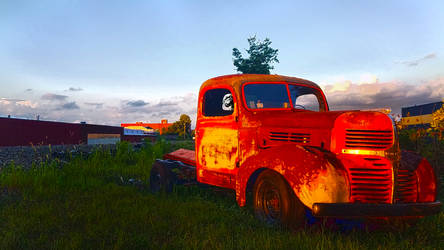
<box><xmin>236</xmin><ymin>145</ymin><xmax>350</xmax><ymax>209</ymax></box>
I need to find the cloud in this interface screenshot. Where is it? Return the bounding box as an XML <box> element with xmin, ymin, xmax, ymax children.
<box><xmin>25</xmin><ymin>88</ymin><xmax>33</xmax><ymax>92</ymax></box>
<box><xmin>2</xmin><ymin>78</ymin><xmax>441</xmax><ymax>128</ymax></box>
<box><xmin>397</xmin><ymin>53</ymin><xmax>437</xmax><ymax>67</ymax></box>
<box><xmin>323</xmin><ymin>77</ymin><xmax>444</xmax><ymax>114</ymax></box>
<box><xmin>151</xmin><ymin>100</ymin><xmax>178</xmax><ymax>108</ymax></box>
<box><xmin>0</xmin><ymin>98</ymin><xmax>38</xmax><ymax>109</ymax></box>
<box><xmin>115</xmin><ymin>93</ymin><xmax>197</xmax><ymax>126</ymax></box>
<box><xmin>60</xmin><ymin>102</ymin><xmax>80</xmax><ymax>110</ymax></box>
<box><xmin>122</xmin><ymin>93</ymin><xmax>196</xmax><ymax>114</ymax></box>
<box><xmin>67</xmin><ymin>87</ymin><xmax>83</xmax><ymax>92</ymax></box>
<box><xmin>1</xmin><ymin>98</ymin><xmax>25</xmax><ymax>103</ymax></box>
<box><xmin>1</xmin><ymin>92</ymin><xmax>197</xmax><ymax>126</ymax></box>
<box><xmin>126</xmin><ymin>100</ymin><xmax>149</xmax><ymax>107</ymax></box>
<box><xmin>357</xmin><ymin>73</ymin><xmax>379</xmax><ymax>85</ymax></box>
<box><xmin>0</xmin><ymin>98</ymin><xmax>39</xmax><ymax>119</ymax></box>
<box><xmin>16</xmin><ymin>100</ymin><xmax>38</xmax><ymax>108</ymax></box>
<box><xmin>325</xmin><ymin>80</ymin><xmax>352</xmax><ymax>92</ymax></box>
<box><xmin>84</xmin><ymin>102</ymin><xmax>103</xmax><ymax>109</ymax></box>
<box><xmin>42</xmin><ymin>93</ymin><xmax>68</xmax><ymax>101</ymax></box>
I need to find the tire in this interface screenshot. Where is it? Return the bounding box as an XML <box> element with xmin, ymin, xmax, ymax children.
<box><xmin>150</xmin><ymin>161</ymin><xmax>176</xmax><ymax>193</ymax></box>
<box><xmin>253</xmin><ymin>170</ymin><xmax>306</xmax><ymax>229</ymax></box>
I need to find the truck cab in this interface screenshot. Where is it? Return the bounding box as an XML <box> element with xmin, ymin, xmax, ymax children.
<box><xmin>155</xmin><ymin>74</ymin><xmax>441</xmax><ymax>228</ymax></box>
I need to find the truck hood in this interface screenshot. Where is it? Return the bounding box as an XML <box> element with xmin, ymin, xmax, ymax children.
<box><xmin>246</xmin><ymin>110</ymin><xmax>394</xmax><ymax>152</ymax></box>
<box><xmin>250</xmin><ymin>110</ymin><xmax>349</xmax><ymax>130</ymax></box>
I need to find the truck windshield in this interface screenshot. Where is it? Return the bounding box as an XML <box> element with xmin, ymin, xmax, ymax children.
<box><xmin>243</xmin><ymin>83</ymin><xmax>324</xmax><ymax>111</ymax></box>
<box><xmin>244</xmin><ymin>84</ymin><xmax>290</xmax><ymax>109</ymax></box>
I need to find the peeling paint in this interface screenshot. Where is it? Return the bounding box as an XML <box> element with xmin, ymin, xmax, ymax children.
<box><xmin>182</xmin><ymin>74</ymin><xmax>438</xmax><ymax>213</ymax></box>
<box><xmin>198</xmin><ymin>127</ymin><xmax>238</xmax><ymax>170</ymax></box>
<box><xmin>296</xmin><ymin>161</ymin><xmax>349</xmax><ymax>208</ymax></box>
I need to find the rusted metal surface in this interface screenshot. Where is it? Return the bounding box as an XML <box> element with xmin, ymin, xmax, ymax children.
<box><xmin>164</xmin><ymin>148</ymin><xmax>196</xmax><ymax>167</ymax></box>
<box><xmin>236</xmin><ymin>145</ymin><xmax>350</xmax><ymax>208</ymax></box>
<box><xmin>195</xmin><ymin>74</ymin><xmax>353</xmax><ymax>207</ymax></box>
<box><xmin>168</xmin><ymin>74</ymin><xmax>439</xmax><ymax>218</ymax></box>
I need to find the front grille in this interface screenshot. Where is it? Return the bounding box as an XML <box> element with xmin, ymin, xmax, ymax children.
<box><xmin>347</xmin><ymin>157</ymin><xmax>392</xmax><ymax>203</ymax></box>
<box><xmin>269</xmin><ymin>131</ymin><xmax>310</xmax><ymax>144</ymax></box>
<box><xmin>345</xmin><ymin>129</ymin><xmax>392</xmax><ymax>149</ymax></box>
<box><xmin>394</xmin><ymin>169</ymin><xmax>418</xmax><ymax>203</ymax></box>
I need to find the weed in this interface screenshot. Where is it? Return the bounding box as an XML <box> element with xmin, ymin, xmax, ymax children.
<box><xmin>0</xmin><ymin>139</ymin><xmax>442</xmax><ymax>249</ymax></box>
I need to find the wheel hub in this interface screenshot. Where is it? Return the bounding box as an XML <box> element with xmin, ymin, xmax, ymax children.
<box><xmin>260</xmin><ymin>184</ymin><xmax>281</xmax><ymax>221</ymax></box>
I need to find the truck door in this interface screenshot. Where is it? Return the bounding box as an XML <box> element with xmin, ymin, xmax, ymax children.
<box><xmin>196</xmin><ymin>87</ymin><xmax>239</xmax><ymax>188</ymax></box>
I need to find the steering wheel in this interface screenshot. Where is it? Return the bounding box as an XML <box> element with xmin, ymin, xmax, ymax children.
<box><xmin>293</xmin><ymin>104</ymin><xmax>306</xmax><ymax>110</ymax></box>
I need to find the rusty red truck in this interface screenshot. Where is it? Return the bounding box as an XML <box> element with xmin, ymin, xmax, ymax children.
<box><xmin>150</xmin><ymin>74</ymin><xmax>441</xmax><ymax>228</ymax></box>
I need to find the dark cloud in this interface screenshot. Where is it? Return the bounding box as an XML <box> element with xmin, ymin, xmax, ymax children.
<box><xmin>42</xmin><ymin>93</ymin><xmax>68</xmax><ymax>101</ymax></box>
<box><xmin>126</xmin><ymin>100</ymin><xmax>149</xmax><ymax>107</ymax></box>
<box><xmin>324</xmin><ymin>78</ymin><xmax>444</xmax><ymax>114</ymax></box>
<box><xmin>398</xmin><ymin>53</ymin><xmax>437</xmax><ymax>67</ymax></box>
<box><xmin>84</xmin><ymin>102</ymin><xmax>103</xmax><ymax>109</ymax></box>
<box><xmin>60</xmin><ymin>102</ymin><xmax>80</xmax><ymax>110</ymax></box>
<box><xmin>25</xmin><ymin>88</ymin><xmax>32</xmax><ymax>92</ymax></box>
<box><xmin>114</xmin><ymin>93</ymin><xmax>197</xmax><ymax>126</ymax></box>
<box><xmin>121</xmin><ymin>94</ymin><xmax>196</xmax><ymax>115</ymax></box>
<box><xmin>67</xmin><ymin>87</ymin><xmax>83</xmax><ymax>91</ymax></box>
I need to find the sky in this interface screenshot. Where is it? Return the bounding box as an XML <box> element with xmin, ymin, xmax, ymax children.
<box><xmin>1</xmin><ymin>0</ymin><xmax>443</xmax><ymax>126</ymax></box>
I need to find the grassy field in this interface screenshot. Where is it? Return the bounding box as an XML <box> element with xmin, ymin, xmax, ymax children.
<box><xmin>0</xmin><ymin>140</ymin><xmax>442</xmax><ymax>249</ymax></box>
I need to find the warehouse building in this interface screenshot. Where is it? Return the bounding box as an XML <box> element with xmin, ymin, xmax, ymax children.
<box><xmin>401</xmin><ymin>101</ymin><xmax>443</xmax><ymax>129</ymax></box>
<box><xmin>0</xmin><ymin>117</ymin><xmax>122</xmax><ymax>147</ymax></box>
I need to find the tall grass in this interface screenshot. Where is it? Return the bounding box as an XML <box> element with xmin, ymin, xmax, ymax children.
<box><xmin>0</xmin><ymin>139</ymin><xmax>442</xmax><ymax>249</ymax></box>
<box><xmin>399</xmin><ymin>128</ymin><xmax>444</xmax><ymax>197</ymax></box>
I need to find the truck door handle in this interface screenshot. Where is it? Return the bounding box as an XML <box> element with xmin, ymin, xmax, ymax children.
<box><xmin>258</xmin><ymin>139</ymin><xmax>271</xmax><ymax>149</ymax></box>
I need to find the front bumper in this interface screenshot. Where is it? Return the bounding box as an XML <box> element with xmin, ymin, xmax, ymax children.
<box><xmin>312</xmin><ymin>201</ymin><xmax>442</xmax><ymax>217</ymax></box>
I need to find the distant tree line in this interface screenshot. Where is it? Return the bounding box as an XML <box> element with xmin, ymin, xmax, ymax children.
<box><xmin>162</xmin><ymin>114</ymin><xmax>192</xmax><ymax>139</ymax></box>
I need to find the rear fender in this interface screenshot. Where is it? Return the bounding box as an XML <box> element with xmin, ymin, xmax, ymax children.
<box><xmin>235</xmin><ymin>144</ymin><xmax>350</xmax><ymax>208</ymax></box>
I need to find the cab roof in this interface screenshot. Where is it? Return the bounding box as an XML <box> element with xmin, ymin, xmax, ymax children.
<box><xmin>200</xmin><ymin>74</ymin><xmax>322</xmax><ymax>93</ymax></box>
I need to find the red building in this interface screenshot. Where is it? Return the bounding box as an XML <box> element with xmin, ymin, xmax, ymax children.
<box><xmin>0</xmin><ymin>117</ymin><xmax>122</xmax><ymax>147</ymax></box>
<box><xmin>121</xmin><ymin>119</ymin><xmax>173</xmax><ymax>135</ymax></box>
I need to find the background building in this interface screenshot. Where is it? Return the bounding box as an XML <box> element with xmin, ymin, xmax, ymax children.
<box><xmin>121</xmin><ymin>119</ymin><xmax>173</xmax><ymax>135</ymax></box>
<box><xmin>0</xmin><ymin>117</ymin><xmax>122</xmax><ymax>146</ymax></box>
<box><xmin>401</xmin><ymin>101</ymin><xmax>443</xmax><ymax>129</ymax></box>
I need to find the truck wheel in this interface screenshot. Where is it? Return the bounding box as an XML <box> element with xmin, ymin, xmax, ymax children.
<box><xmin>150</xmin><ymin>161</ymin><xmax>176</xmax><ymax>193</ymax></box>
<box><xmin>253</xmin><ymin>170</ymin><xmax>305</xmax><ymax>229</ymax></box>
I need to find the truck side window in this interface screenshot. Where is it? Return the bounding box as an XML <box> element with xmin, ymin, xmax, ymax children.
<box><xmin>203</xmin><ymin>89</ymin><xmax>234</xmax><ymax>116</ymax></box>
<box><xmin>288</xmin><ymin>85</ymin><xmax>323</xmax><ymax>111</ymax></box>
